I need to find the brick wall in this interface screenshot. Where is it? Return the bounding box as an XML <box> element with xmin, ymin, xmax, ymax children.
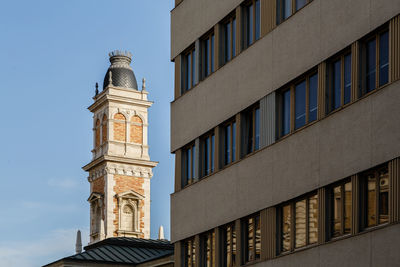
<box><xmin>130</xmin><ymin>115</ymin><xmax>143</xmax><ymax>144</ymax></box>
<box><xmin>113</xmin><ymin>174</ymin><xmax>145</xmax><ymax>237</ymax></box>
<box><xmin>114</xmin><ymin>113</ymin><xmax>126</xmax><ymax>142</ymax></box>
<box><xmin>102</xmin><ymin>114</ymin><xmax>107</xmax><ymax>143</ymax></box>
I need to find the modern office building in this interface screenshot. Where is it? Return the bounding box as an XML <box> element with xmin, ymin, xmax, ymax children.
<box><xmin>170</xmin><ymin>0</ymin><xmax>400</xmax><ymax>266</ymax></box>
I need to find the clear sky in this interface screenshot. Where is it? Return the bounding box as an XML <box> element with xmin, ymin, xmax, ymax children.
<box><xmin>0</xmin><ymin>1</ymin><xmax>174</xmax><ymax>266</ymax></box>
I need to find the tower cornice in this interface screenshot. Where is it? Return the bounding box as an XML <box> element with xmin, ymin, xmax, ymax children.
<box><xmin>89</xmin><ymin>89</ymin><xmax>153</xmax><ymax>112</ymax></box>
<box><xmin>83</xmin><ymin>155</ymin><xmax>158</xmax><ymax>172</ymax></box>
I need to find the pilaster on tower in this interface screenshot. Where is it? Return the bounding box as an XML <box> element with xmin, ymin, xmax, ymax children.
<box><xmin>83</xmin><ymin>50</ymin><xmax>157</xmax><ymax>244</ymax></box>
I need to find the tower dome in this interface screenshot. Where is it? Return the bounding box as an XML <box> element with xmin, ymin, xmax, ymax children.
<box><xmin>103</xmin><ymin>50</ymin><xmax>138</xmax><ymax>90</ymax></box>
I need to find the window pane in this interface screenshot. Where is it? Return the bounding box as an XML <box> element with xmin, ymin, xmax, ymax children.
<box><xmin>366</xmin><ymin>38</ymin><xmax>376</xmax><ymax>92</ymax></box>
<box><xmin>205</xmin><ymin>39</ymin><xmax>209</xmax><ymax>77</ymax></box>
<box><xmin>192</xmin><ymin>145</ymin><xmax>196</xmax><ymax>179</ymax></box>
<box><xmin>186</xmin><ymin>53</ymin><xmax>191</xmax><ymax>90</ymax></box>
<box><xmin>187</xmin><ymin>148</ymin><xmax>191</xmax><ymax>181</ymax></box>
<box><xmin>255</xmin><ymin>0</ymin><xmax>260</xmax><ymax>41</ymax></box>
<box><xmin>344</xmin><ymin>54</ymin><xmax>352</xmax><ymax>105</ymax></box>
<box><xmin>204</xmin><ymin>137</ymin><xmax>209</xmax><ymax>175</ymax></box>
<box><xmin>379</xmin><ymin>167</ymin><xmax>389</xmax><ymax>224</ymax></box>
<box><xmin>226</xmin><ymin>22</ymin><xmax>231</xmax><ymax>62</ymax></box>
<box><xmin>232</xmin><ymin>225</ymin><xmax>236</xmax><ymax>265</ymax></box>
<box><xmin>211</xmin><ymin>135</ymin><xmax>215</xmax><ymax>172</ymax></box>
<box><xmin>246</xmin><ymin>112</ymin><xmax>254</xmax><ymax>154</ymax></box>
<box><xmin>295</xmin><ymin>199</ymin><xmax>306</xmax><ymax>248</ymax></box>
<box><xmin>282</xmin><ymin>204</ymin><xmax>291</xmax><ymax>252</ymax></box>
<box><xmin>367</xmin><ymin>173</ymin><xmax>377</xmax><ymax>227</ymax></box>
<box><xmin>284</xmin><ymin>0</ymin><xmax>292</xmax><ymax>19</ymax></box>
<box><xmin>225</xmin><ymin>226</ymin><xmax>231</xmax><ymax>267</ymax></box>
<box><xmin>247</xmin><ymin>4</ymin><xmax>254</xmax><ymax>46</ymax></box>
<box><xmin>295</xmin><ymin>81</ymin><xmax>306</xmax><ymax>129</ymax></box>
<box><xmin>225</xmin><ymin>125</ymin><xmax>231</xmax><ymax>165</ymax></box>
<box><xmin>309</xmin><ymin>73</ymin><xmax>318</xmax><ymax>122</ymax></box>
<box><xmin>344</xmin><ymin>182</ymin><xmax>352</xmax><ymax>234</ymax></box>
<box><xmin>232</xmin><ymin>122</ymin><xmax>236</xmax><ymax>162</ymax></box>
<box><xmin>247</xmin><ymin>218</ymin><xmax>254</xmax><ymax>261</ymax></box>
<box><xmin>232</xmin><ymin>19</ymin><xmax>236</xmax><ymax>57</ymax></box>
<box><xmin>296</xmin><ymin>0</ymin><xmax>307</xmax><ymax>11</ymax></box>
<box><xmin>332</xmin><ymin>185</ymin><xmax>342</xmax><ymax>237</ymax></box>
<box><xmin>192</xmin><ymin>50</ymin><xmax>196</xmax><ymax>87</ymax></box>
<box><xmin>255</xmin><ymin>215</ymin><xmax>261</xmax><ymax>259</ymax></box>
<box><xmin>255</xmin><ymin>108</ymin><xmax>260</xmax><ymax>150</ymax></box>
<box><xmin>332</xmin><ymin>59</ymin><xmax>341</xmax><ymax>110</ymax></box>
<box><xmin>379</xmin><ymin>31</ymin><xmax>389</xmax><ymax>86</ymax></box>
<box><xmin>192</xmin><ymin>240</ymin><xmax>196</xmax><ymax>266</ymax></box>
<box><xmin>211</xmin><ymin>35</ymin><xmax>215</xmax><ymax>73</ymax></box>
<box><xmin>308</xmin><ymin>194</ymin><xmax>318</xmax><ymax>244</ymax></box>
<box><xmin>282</xmin><ymin>90</ymin><xmax>291</xmax><ymax>136</ymax></box>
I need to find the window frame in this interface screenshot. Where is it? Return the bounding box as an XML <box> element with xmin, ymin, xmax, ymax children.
<box><xmin>182</xmin><ymin>142</ymin><xmax>196</xmax><ymax>188</ymax></box>
<box><xmin>359</xmin><ymin>163</ymin><xmax>389</xmax><ymax>230</ymax></box>
<box><xmin>277</xmin><ymin>0</ymin><xmax>312</xmax><ymax>24</ymax></box>
<box><xmin>221</xmin><ymin>13</ymin><xmax>237</xmax><ymax>65</ymax></box>
<box><xmin>277</xmin><ymin>70</ymin><xmax>318</xmax><ymax>138</ymax></box>
<box><xmin>241</xmin><ymin>213</ymin><xmax>261</xmax><ymax>264</ymax></box>
<box><xmin>326</xmin><ymin>48</ymin><xmax>352</xmax><ymax>114</ymax></box>
<box><xmin>200</xmin><ymin>231</ymin><xmax>216</xmax><ymax>267</ymax></box>
<box><xmin>243</xmin><ymin>0</ymin><xmax>261</xmax><ymax>49</ymax></box>
<box><xmin>241</xmin><ymin>104</ymin><xmax>260</xmax><ymax>157</ymax></box>
<box><xmin>326</xmin><ymin>178</ymin><xmax>352</xmax><ymax>240</ymax></box>
<box><xmin>222</xmin><ymin>118</ymin><xmax>237</xmax><ymax>167</ymax></box>
<box><xmin>277</xmin><ymin>191</ymin><xmax>318</xmax><ymax>254</ymax></box>
<box><xmin>360</xmin><ymin>27</ymin><xmax>389</xmax><ymax>97</ymax></box>
<box><xmin>181</xmin><ymin>46</ymin><xmax>196</xmax><ymax>94</ymax></box>
<box><xmin>200</xmin><ymin>131</ymin><xmax>215</xmax><ymax>178</ymax></box>
<box><xmin>201</xmin><ymin>30</ymin><xmax>215</xmax><ymax>80</ymax></box>
<box><xmin>182</xmin><ymin>237</ymin><xmax>196</xmax><ymax>267</ymax></box>
<box><xmin>220</xmin><ymin>222</ymin><xmax>237</xmax><ymax>267</ymax></box>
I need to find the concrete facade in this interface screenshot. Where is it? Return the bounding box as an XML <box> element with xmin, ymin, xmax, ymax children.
<box><xmin>171</xmin><ymin>0</ymin><xmax>400</xmax><ymax>266</ymax></box>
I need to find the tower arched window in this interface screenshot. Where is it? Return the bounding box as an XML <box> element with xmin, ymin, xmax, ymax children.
<box><xmin>95</xmin><ymin>119</ymin><xmax>101</xmax><ymax>147</ymax></box>
<box><xmin>130</xmin><ymin>115</ymin><xmax>143</xmax><ymax>144</ymax></box>
<box><xmin>114</xmin><ymin>113</ymin><xmax>126</xmax><ymax>142</ymax></box>
<box><xmin>102</xmin><ymin>114</ymin><xmax>107</xmax><ymax>143</ymax></box>
<box><xmin>95</xmin><ymin>205</ymin><xmax>101</xmax><ymax>233</ymax></box>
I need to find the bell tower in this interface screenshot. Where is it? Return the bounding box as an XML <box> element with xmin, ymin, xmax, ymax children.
<box><xmin>83</xmin><ymin>51</ymin><xmax>157</xmax><ymax>244</ymax></box>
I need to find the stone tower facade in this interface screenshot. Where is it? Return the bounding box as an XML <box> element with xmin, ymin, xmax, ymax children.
<box><xmin>83</xmin><ymin>51</ymin><xmax>157</xmax><ymax>244</ymax></box>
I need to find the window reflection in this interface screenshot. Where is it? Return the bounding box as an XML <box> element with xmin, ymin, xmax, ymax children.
<box><xmin>308</xmin><ymin>194</ymin><xmax>318</xmax><ymax>244</ymax></box>
<box><xmin>282</xmin><ymin>204</ymin><xmax>291</xmax><ymax>252</ymax></box>
<box><xmin>243</xmin><ymin>214</ymin><xmax>260</xmax><ymax>263</ymax></box>
<box><xmin>295</xmin><ymin>200</ymin><xmax>306</xmax><ymax>248</ymax></box>
<box><xmin>295</xmin><ymin>81</ymin><xmax>306</xmax><ymax>129</ymax></box>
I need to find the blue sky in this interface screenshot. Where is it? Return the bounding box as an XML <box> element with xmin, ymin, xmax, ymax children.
<box><xmin>0</xmin><ymin>1</ymin><xmax>174</xmax><ymax>266</ymax></box>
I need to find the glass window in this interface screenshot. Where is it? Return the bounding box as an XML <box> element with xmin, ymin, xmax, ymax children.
<box><xmin>295</xmin><ymin>80</ymin><xmax>306</xmax><ymax>129</ymax></box>
<box><xmin>243</xmin><ymin>214</ymin><xmax>260</xmax><ymax>264</ymax></box>
<box><xmin>309</xmin><ymin>73</ymin><xmax>318</xmax><ymax>122</ymax></box>
<box><xmin>245</xmin><ymin>0</ymin><xmax>261</xmax><ymax>48</ymax></box>
<box><xmin>280</xmin><ymin>193</ymin><xmax>318</xmax><ymax>254</ymax></box>
<box><xmin>242</xmin><ymin>105</ymin><xmax>260</xmax><ymax>157</ymax></box>
<box><xmin>296</xmin><ymin>0</ymin><xmax>307</xmax><ymax>11</ymax></box>
<box><xmin>223</xmin><ymin>120</ymin><xmax>236</xmax><ymax>166</ymax></box>
<box><xmin>182</xmin><ymin>48</ymin><xmax>196</xmax><ymax>93</ymax></box>
<box><xmin>344</xmin><ymin>54</ymin><xmax>352</xmax><ymax>104</ymax></box>
<box><xmin>366</xmin><ymin>38</ymin><xmax>376</xmax><ymax>93</ymax></box>
<box><xmin>201</xmin><ymin>231</ymin><xmax>215</xmax><ymax>267</ymax></box>
<box><xmin>282</xmin><ymin>90</ymin><xmax>291</xmax><ymax>136</ymax></box>
<box><xmin>183</xmin><ymin>238</ymin><xmax>196</xmax><ymax>267</ymax></box>
<box><xmin>201</xmin><ymin>133</ymin><xmax>215</xmax><ymax>177</ymax></box>
<box><xmin>202</xmin><ymin>32</ymin><xmax>215</xmax><ymax>80</ymax></box>
<box><xmin>329</xmin><ymin>180</ymin><xmax>352</xmax><ymax>239</ymax></box>
<box><xmin>281</xmin><ymin>204</ymin><xmax>291</xmax><ymax>252</ymax></box>
<box><xmin>379</xmin><ymin>31</ymin><xmax>389</xmax><ymax>86</ymax></box>
<box><xmin>327</xmin><ymin>51</ymin><xmax>352</xmax><ymax>113</ymax></box>
<box><xmin>182</xmin><ymin>143</ymin><xmax>195</xmax><ymax>187</ymax></box>
<box><xmin>223</xmin><ymin>16</ymin><xmax>236</xmax><ymax>64</ymax></box>
<box><xmin>221</xmin><ymin>223</ymin><xmax>236</xmax><ymax>267</ymax></box>
<box><xmin>361</xmin><ymin>164</ymin><xmax>389</xmax><ymax>229</ymax></box>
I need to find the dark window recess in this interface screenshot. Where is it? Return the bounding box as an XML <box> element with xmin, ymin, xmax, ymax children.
<box><xmin>200</xmin><ymin>231</ymin><xmax>216</xmax><ymax>267</ymax></box>
<box><xmin>221</xmin><ymin>223</ymin><xmax>237</xmax><ymax>267</ymax></box>
<box><xmin>222</xmin><ymin>16</ymin><xmax>236</xmax><ymax>65</ymax></box>
<box><xmin>183</xmin><ymin>238</ymin><xmax>196</xmax><ymax>267</ymax></box>
<box><xmin>182</xmin><ymin>47</ymin><xmax>196</xmax><ymax>93</ymax></box>
<box><xmin>201</xmin><ymin>32</ymin><xmax>215</xmax><ymax>80</ymax></box>
<box><xmin>244</xmin><ymin>0</ymin><xmax>260</xmax><ymax>49</ymax></box>
<box><xmin>223</xmin><ymin>120</ymin><xmax>236</xmax><ymax>166</ymax></box>
<box><xmin>241</xmin><ymin>105</ymin><xmax>260</xmax><ymax>157</ymax></box>
<box><xmin>201</xmin><ymin>132</ymin><xmax>215</xmax><ymax>177</ymax></box>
